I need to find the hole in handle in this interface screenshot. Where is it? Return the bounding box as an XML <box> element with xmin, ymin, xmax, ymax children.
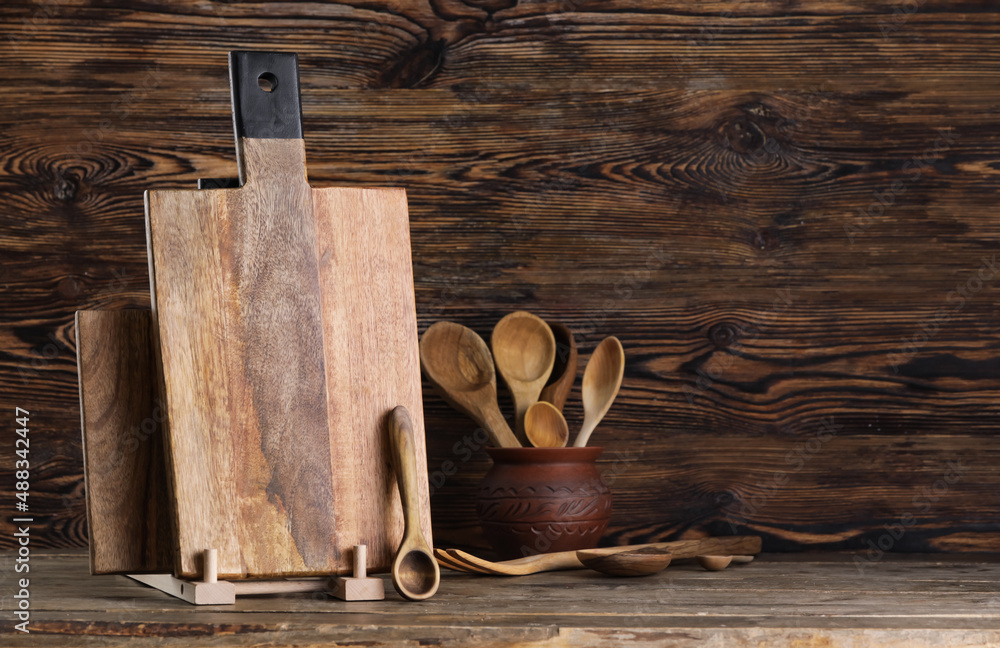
<box><xmin>257</xmin><ymin>72</ymin><xmax>278</xmax><ymax>93</ymax></box>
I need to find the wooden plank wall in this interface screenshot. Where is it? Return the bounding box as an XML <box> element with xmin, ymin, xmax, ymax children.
<box><xmin>2</xmin><ymin>0</ymin><xmax>999</xmax><ymax>554</ymax></box>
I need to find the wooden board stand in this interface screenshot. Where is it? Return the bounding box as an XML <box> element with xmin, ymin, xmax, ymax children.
<box><xmin>127</xmin><ymin>548</ymin><xmax>389</xmax><ymax>605</ymax></box>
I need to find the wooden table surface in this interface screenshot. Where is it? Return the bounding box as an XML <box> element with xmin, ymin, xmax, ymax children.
<box><xmin>3</xmin><ymin>550</ymin><xmax>998</xmax><ymax>647</ymax></box>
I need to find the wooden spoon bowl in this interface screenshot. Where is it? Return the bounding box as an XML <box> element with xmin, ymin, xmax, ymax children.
<box><xmin>419</xmin><ymin>321</ymin><xmax>519</xmax><ymax>448</ymax></box>
<box><xmin>696</xmin><ymin>555</ymin><xmax>733</xmax><ymax>571</ymax></box>
<box><xmin>574</xmin><ymin>336</ymin><xmax>625</xmax><ymax>447</ymax></box>
<box><xmin>577</xmin><ymin>547</ymin><xmax>672</xmax><ymax>577</ymax></box>
<box><xmin>491</xmin><ymin>311</ymin><xmax>556</xmax><ymax>442</ymax></box>
<box><xmin>524</xmin><ymin>401</ymin><xmax>569</xmax><ymax>447</ymax></box>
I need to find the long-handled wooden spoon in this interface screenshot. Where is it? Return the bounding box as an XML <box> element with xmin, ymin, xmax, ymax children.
<box><xmin>436</xmin><ymin>536</ymin><xmax>762</xmax><ymax>577</ymax></box>
<box><xmin>573</xmin><ymin>336</ymin><xmax>625</xmax><ymax>447</ymax></box>
<box><xmin>420</xmin><ymin>321</ymin><xmax>520</xmax><ymax>448</ymax></box>
<box><xmin>389</xmin><ymin>406</ymin><xmax>440</xmax><ymax>600</ymax></box>
<box><xmin>539</xmin><ymin>322</ymin><xmax>577</xmax><ymax>412</ymax></box>
<box><xmin>491</xmin><ymin>311</ymin><xmax>556</xmax><ymax>444</ymax></box>
<box><xmin>524</xmin><ymin>401</ymin><xmax>569</xmax><ymax>448</ymax></box>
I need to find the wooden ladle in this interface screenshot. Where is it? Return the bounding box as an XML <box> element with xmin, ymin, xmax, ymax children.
<box><xmin>389</xmin><ymin>406</ymin><xmax>440</xmax><ymax>601</ymax></box>
<box><xmin>419</xmin><ymin>321</ymin><xmax>520</xmax><ymax>448</ymax></box>
<box><xmin>524</xmin><ymin>401</ymin><xmax>569</xmax><ymax>448</ymax></box>
<box><xmin>491</xmin><ymin>311</ymin><xmax>556</xmax><ymax>444</ymax></box>
<box><xmin>573</xmin><ymin>336</ymin><xmax>625</xmax><ymax>447</ymax></box>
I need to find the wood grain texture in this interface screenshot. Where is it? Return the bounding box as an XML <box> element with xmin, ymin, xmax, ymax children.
<box><xmin>312</xmin><ymin>186</ymin><xmax>432</xmax><ymax>573</ymax></box>
<box><xmin>146</xmin><ymin>136</ymin><xmax>429</xmax><ymax>579</ymax></box>
<box><xmin>147</xmin><ymin>137</ymin><xmax>336</xmax><ymax>579</ymax></box>
<box><xmin>3</xmin><ymin>0</ymin><xmax>1000</xmax><ymax>554</ymax></box>
<box><xmin>75</xmin><ymin>310</ymin><xmax>172</xmax><ymax>574</ymax></box>
<box><xmin>4</xmin><ymin>550</ymin><xmax>1000</xmax><ymax>647</ymax></box>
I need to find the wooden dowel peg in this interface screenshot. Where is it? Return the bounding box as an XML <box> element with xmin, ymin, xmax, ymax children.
<box><xmin>204</xmin><ymin>549</ymin><xmax>218</xmax><ymax>584</ymax></box>
<box><xmin>333</xmin><ymin>544</ymin><xmax>385</xmax><ymax>601</ymax></box>
<box><xmin>355</xmin><ymin>544</ymin><xmax>367</xmax><ymax>579</ymax></box>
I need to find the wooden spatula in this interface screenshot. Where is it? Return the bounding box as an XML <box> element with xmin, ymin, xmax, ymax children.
<box><xmin>145</xmin><ymin>51</ymin><xmax>430</xmax><ymax>579</ymax></box>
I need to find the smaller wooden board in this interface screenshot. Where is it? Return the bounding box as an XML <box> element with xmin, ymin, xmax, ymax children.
<box><xmin>76</xmin><ymin>310</ymin><xmax>174</xmax><ymax>575</ymax></box>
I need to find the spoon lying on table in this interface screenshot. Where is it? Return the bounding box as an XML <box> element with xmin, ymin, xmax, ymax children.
<box><xmin>420</xmin><ymin>321</ymin><xmax>520</xmax><ymax>448</ymax></box>
<box><xmin>524</xmin><ymin>401</ymin><xmax>569</xmax><ymax>448</ymax></box>
<box><xmin>573</xmin><ymin>336</ymin><xmax>625</xmax><ymax>447</ymax></box>
<box><xmin>539</xmin><ymin>321</ymin><xmax>577</xmax><ymax>412</ymax></box>
<box><xmin>435</xmin><ymin>536</ymin><xmax>762</xmax><ymax>576</ymax></box>
<box><xmin>389</xmin><ymin>406</ymin><xmax>439</xmax><ymax>600</ymax></box>
<box><xmin>577</xmin><ymin>547</ymin><xmax>673</xmax><ymax>577</ymax></box>
<box><xmin>697</xmin><ymin>555</ymin><xmax>755</xmax><ymax>571</ymax></box>
<box><xmin>491</xmin><ymin>311</ymin><xmax>556</xmax><ymax>444</ymax></box>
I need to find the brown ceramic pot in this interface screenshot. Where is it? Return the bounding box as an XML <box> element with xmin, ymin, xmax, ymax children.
<box><xmin>475</xmin><ymin>446</ymin><xmax>612</xmax><ymax>559</ymax></box>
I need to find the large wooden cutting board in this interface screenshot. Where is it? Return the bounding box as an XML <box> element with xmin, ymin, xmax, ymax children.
<box><xmin>145</xmin><ymin>52</ymin><xmax>430</xmax><ymax>579</ymax></box>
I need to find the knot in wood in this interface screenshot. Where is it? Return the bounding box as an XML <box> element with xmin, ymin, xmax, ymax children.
<box><xmin>714</xmin><ymin>491</ymin><xmax>736</xmax><ymax>506</ymax></box>
<box><xmin>709</xmin><ymin>322</ymin><xmax>742</xmax><ymax>349</ymax></box>
<box><xmin>725</xmin><ymin>118</ymin><xmax>767</xmax><ymax>155</ymax></box>
<box><xmin>753</xmin><ymin>227</ymin><xmax>781</xmax><ymax>251</ymax></box>
<box><xmin>54</xmin><ymin>176</ymin><xmax>78</xmax><ymax>202</ymax></box>
<box><xmin>462</xmin><ymin>0</ymin><xmax>519</xmax><ymax>13</ymax></box>
<box><xmin>57</xmin><ymin>275</ymin><xmax>82</xmax><ymax>299</ymax></box>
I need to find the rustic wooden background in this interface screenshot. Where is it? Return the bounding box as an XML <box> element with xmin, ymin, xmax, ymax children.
<box><xmin>2</xmin><ymin>0</ymin><xmax>1000</xmax><ymax>554</ymax></box>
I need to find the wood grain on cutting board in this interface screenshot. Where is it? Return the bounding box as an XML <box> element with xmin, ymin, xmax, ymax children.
<box><xmin>313</xmin><ymin>185</ymin><xmax>427</xmax><ymax>575</ymax></box>
<box><xmin>75</xmin><ymin>310</ymin><xmax>173</xmax><ymax>575</ymax></box>
<box><xmin>146</xmin><ymin>137</ymin><xmax>428</xmax><ymax>579</ymax></box>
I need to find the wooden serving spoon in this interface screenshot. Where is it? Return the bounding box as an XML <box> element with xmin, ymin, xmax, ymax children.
<box><xmin>435</xmin><ymin>536</ymin><xmax>762</xmax><ymax>576</ymax></box>
<box><xmin>524</xmin><ymin>401</ymin><xmax>569</xmax><ymax>448</ymax></box>
<box><xmin>491</xmin><ymin>311</ymin><xmax>556</xmax><ymax>444</ymax></box>
<box><xmin>389</xmin><ymin>406</ymin><xmax>440</xmax><ymax>601</ymax></box>
<box><xmin>578</xmin><ymin>547</ymin><xmax>673</xmax><ymax>577</ymax></box>
<box><xmin>539</xmin><ymin>322</ymin><xmax>577</xmax><ymax>412</ymax></box>
<box><xmin>573</xmin><ymin>336</ymin><xmax>625</xmax><ymax>447</ymax></box>
<box><xmin>419</xmin><ymin>321</ymin><xmax>520</xmax><ymax>448</ymax></box>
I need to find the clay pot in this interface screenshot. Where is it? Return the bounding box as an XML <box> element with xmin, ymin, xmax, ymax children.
<box><xmin>475</xmin><ymin>446</ymin><xmax>612</xmax><ymax>559</ymax></box>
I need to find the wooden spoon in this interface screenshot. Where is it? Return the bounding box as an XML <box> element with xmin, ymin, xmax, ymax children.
<box><xmin>578</xmin><ymin>547</ymin><xmax>672</xmax><ymax>577</ymax></box>
<box><xmin>420</xmin><ymin>321</ymin><xmax>520</xmax><ymax>448</ymax></box>
<box><xmin>491</xmin><ymin>311</ymin><xmax>556</xmax><ymax>444</ymax></box>
<box><xmin>573</xmin><ymin>336</ymin><xmax>625</xmax><ymax>447</ymax></box>
<box><xmin>696</xmin><ymin>555</ymin><xmax>733</xmax><ymax>571</ymax></box>
<box><xmin>436</xmin><ymin>536</ymin><xmax>762</xmax><ymax>577</ymax></box>
<box><xmin>389</xmin><ymin>406</ymin><xmax>440</xmax><ymax>601</ymax></box>
<box><xmin>539</xmin><ymin>322</ymin><xmax>577</xmax><ymax>412</ymax></box>
<box><xmin>524</xmin><ymin>401</ymin><xmax>569</xmax><ymax>448</ymax></box>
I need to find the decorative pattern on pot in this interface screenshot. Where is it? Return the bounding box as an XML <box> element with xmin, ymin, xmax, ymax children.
<box><xmin>476</xmin><ymin>447</ymin><xmax>612</xmax><ymax>559</ymax></box>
